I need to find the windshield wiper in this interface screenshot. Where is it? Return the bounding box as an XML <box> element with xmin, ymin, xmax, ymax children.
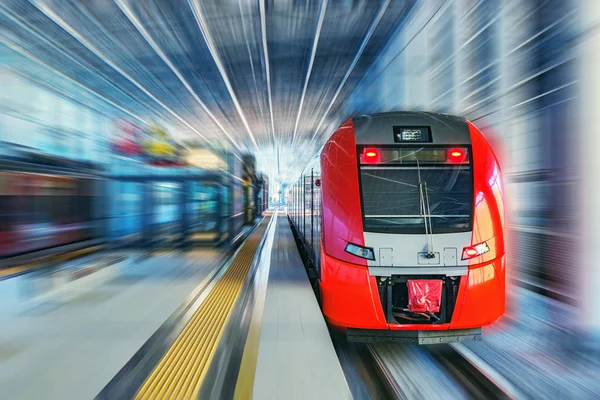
<box><xmin>417</xmin><ymin>159</ymin><xmax>435</xmax><ymax>258</ymax></box>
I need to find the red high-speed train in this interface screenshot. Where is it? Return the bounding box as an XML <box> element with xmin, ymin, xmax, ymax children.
<box><xmin>287</xmin><ymin>112</ymin><xmax>505</xmax><ymax>344</ymax></box>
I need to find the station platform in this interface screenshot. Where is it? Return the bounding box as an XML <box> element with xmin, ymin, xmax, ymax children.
<box><xmin>0</xmin><ymin>248</ymin><xmax>227</xmax><ymax>399</ymax></box>
<box><xmin>235</xmin><ymin>214</ymin><xmax>350</xmax><ymax>399</ymax></box>
<box><xmin>96</xmin><ymin>211</ymin><xmax>349</xmax><ymax>399</ymax></box>
<box><xmin>0</xmin><ymin>211</ymin><xmax>349</xmax><ymax>399</ymax></box>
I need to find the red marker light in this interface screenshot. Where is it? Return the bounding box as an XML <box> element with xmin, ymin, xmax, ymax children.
<box><xmin>461</xmin><ymin>242</ymin><xmax>490</xmax><ymax>260</ymax></box>
<box><xmin>448</xmin><ymin>148</ymin><xmax>467</xmax><ymax>163</ymax></box>
<box><xmin>362</xmin><ymin>148</ymin><xmax>380</xmax><ymax>164</ymax></box>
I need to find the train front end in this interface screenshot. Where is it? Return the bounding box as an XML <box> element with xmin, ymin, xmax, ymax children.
<box><xmin>319</xmin><ymin>112</ymin><xmax>505</xmax><ymax>343</ymax></box>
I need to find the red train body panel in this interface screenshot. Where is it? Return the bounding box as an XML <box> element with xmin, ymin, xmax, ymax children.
<box><xmin>288</xmin><ymin>112</ymin><xmax>505</xmax><ymax>343</ymax></box>
<box><xmin>321</xmin><ymin>120</ymin><xmax>367</xmax><ymax>265</ymax></box>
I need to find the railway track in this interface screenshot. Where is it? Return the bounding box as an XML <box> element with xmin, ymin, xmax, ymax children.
<box><xmin>426</xmin><ymin>344</ymin><xmax>518</xmax><ymax>400</ymax></box>
<box><xmin>336</xmin><ymin>337</ymin><xmax>523</xmax><ymax>400</ymax></box>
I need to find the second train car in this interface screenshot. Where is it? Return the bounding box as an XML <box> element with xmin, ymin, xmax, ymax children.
<box><xmin>287</xmin><ymin>112</ymin><xmax>505</xmax><ymax>344</ymax></box>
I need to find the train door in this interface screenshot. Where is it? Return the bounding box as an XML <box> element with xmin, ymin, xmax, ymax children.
<box><xmin>312</xmin><ymin>171</ymin><xmax>322</xmax><ymax>271</ymax></box>
<box><xmin>110</xmin><ymin>180</ymin><xmax>144</xmax><ymax>245</ymax></box>
<box><xmin>151</xmin><ymin>181</ymin><xmax>184</xmax><ymax>247</ymax></box>
<box><xmin>186</xmin><ymin>181</ymin><xmax>220</xmax><ymax>244</ymax></box>
<box><xmin>304</xmin><ymin>174</ymin><xmax>313</xmax><ymax>244</ymax></box>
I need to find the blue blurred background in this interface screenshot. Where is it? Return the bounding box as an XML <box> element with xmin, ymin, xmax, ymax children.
<box><xmin>0</xmin><ymin>0</ymin><xmax>597</xmax><ymax>397</ymax></box>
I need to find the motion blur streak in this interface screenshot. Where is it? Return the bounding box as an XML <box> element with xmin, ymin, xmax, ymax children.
<box><xmin>113</xmin><ymin>0</ymin><xmax>242</xmax><ymax>151</ymax></box>
<box><xmin>187</xmin><ymin>0</ymin><xmax>260</xmax><ymax>149</ymax></box>
<box><xmin>291</xmin><ymin>0</ymin><xmax>328</xmax><ymax>147</ymax></box>
<box><xmin>31</xmin><ymin>0</ymin><xmax>211</xmax><ymax>145</ymax></box>
<box><xmin>0</xmin><ymin>0</ymin><xmax>598</xmax><ymax>398</ymax></box>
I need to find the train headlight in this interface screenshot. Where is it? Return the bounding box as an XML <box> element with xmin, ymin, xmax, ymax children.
<box><xmin>345</xmin><ymin>243</ymin><xmax>376</xmax><ymax>261</ymax></box>
<box><xmin>461</xmin><ymin>242</ymin><xmax>490</xmax><ymax>260</ymax></box>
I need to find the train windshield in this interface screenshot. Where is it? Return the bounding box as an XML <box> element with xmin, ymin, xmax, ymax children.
<box><xmin>358</xmin><ymin>147</ymin><xmax>472</xmax><ymax>234</ymax></box>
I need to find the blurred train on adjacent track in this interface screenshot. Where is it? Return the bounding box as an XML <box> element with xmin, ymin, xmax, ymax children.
<box><xmin>288</xmin><ymin>112</ymin><xmax>505</xmax><ymax>344</ymax></box>
<box><xmin>0</xmin><ymin>155</ymin><xmax>102</xmax><ymax>259</ymax></box>
<box><xmin>0</xmin><ymin>150</ymin><xmax>269</xmax><ymax>266</ymax></box>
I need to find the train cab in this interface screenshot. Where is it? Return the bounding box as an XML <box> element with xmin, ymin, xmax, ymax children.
<box><xmin>288</xmin><ymin>112</ymin><xmax>505</xmax><ymax>343</ymax></box>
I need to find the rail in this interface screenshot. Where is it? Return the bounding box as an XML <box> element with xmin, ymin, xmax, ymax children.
<box><xmin>428</xmin><ymin>344</ymin><xmax>521</xmax><ymax>399</ymax></box>
<box><xmin>0</xmin><ymin>239</ymin><xmax>104</xmax><ymax>281</ymax></box>
<box><xmin>359</xmin><ymin>342</ymin><xmax>524</xmax><ymax>399</ymax></box>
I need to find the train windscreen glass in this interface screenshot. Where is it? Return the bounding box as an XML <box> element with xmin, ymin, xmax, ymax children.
<box><xmin>358</xmin><ymin>147</ymin><xmax>472</xmax><ymax>234</ymax></box>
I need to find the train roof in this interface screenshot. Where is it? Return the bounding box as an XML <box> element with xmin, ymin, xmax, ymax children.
<box><xmin>351</xmin><ymin>111</ymin><xmax>471</xmax><ymax>145</ymax></box>
<box><xmin>353</xmin><ymin>111</ymin><xmax>465</xmax><ymax>123</ymax></box>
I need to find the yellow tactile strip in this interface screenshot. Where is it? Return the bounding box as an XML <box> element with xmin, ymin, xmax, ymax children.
<box><xmin>233</xmin><ymin>213</ymin><xmax>278</xmax><ymax>400</ymax></box>
<box><xmin>135</xmin><ymin>217</ymin><xmax>270</xmax><ymax>400</ymax></box>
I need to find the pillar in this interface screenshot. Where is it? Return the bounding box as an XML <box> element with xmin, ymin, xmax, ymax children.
<box><xmin>578</xmin><ymin>0</ymin><xmax>600</xmax><ymax>336</ymax></box>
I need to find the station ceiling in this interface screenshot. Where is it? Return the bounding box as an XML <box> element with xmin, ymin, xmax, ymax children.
<box><xmin>0</xmin><ymin>0</ymin><xmax>414</xmax><ymax>181</ymax></box>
